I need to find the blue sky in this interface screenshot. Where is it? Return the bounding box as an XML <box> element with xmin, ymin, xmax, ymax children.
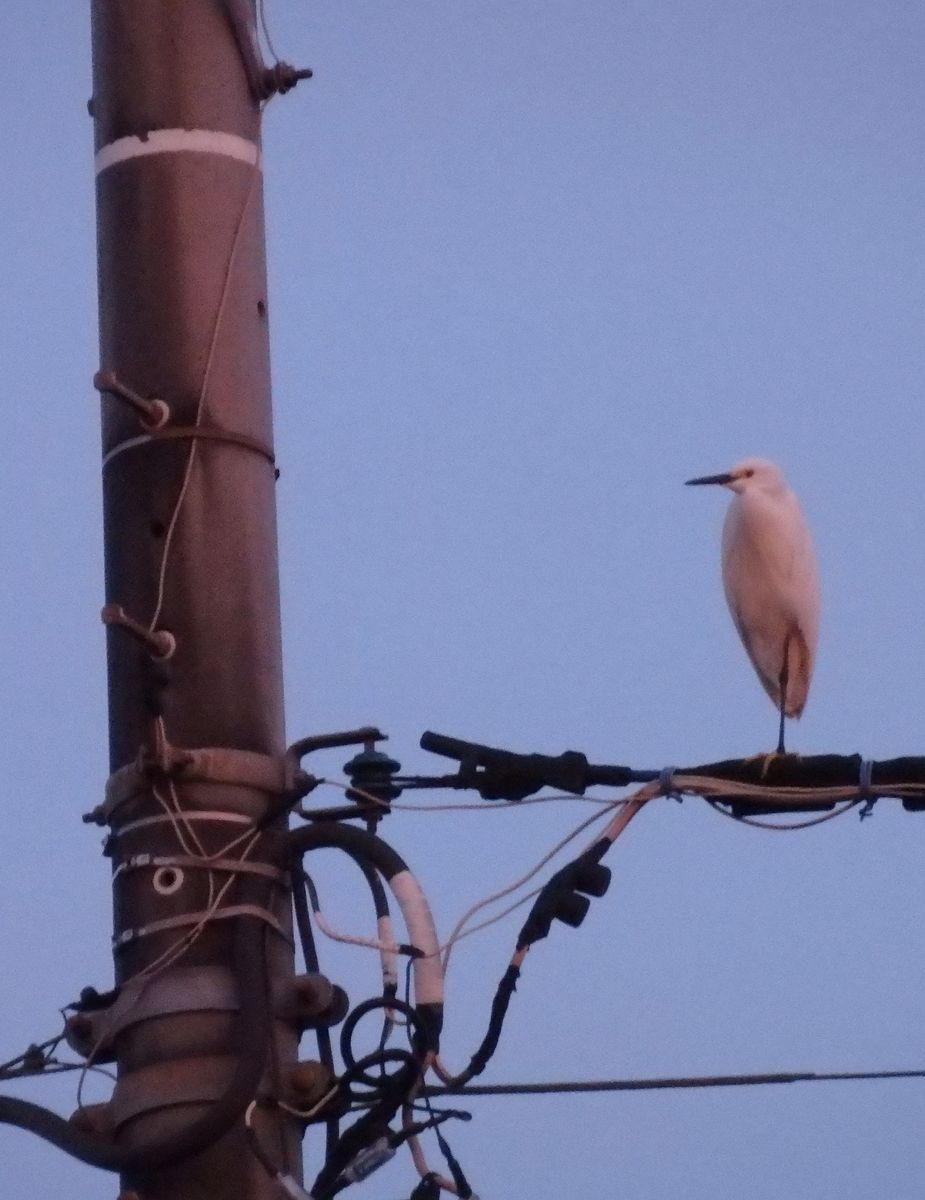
<box><xmin>1</xmin><ymin>2</ymin><xmax>924</xmax><ymax>1197</ymax></box>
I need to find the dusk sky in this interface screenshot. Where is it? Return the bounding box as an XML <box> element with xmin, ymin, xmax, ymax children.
<box><xmin>1</xmin><ymin>3</ymin><xmax>923</xmax><ymax>1197</ymax></box>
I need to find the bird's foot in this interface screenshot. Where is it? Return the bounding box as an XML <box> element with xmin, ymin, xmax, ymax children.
<box><xmin>743</xmin><ymin>750</ymin><xmax>801</xmax><ymax>780</ymax></box>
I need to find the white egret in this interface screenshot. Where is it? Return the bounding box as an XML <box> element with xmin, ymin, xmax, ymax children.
<box><xmin>686</xmin><ymin>458</ymin><xmax>820</xmax><ymax>754</ymax></box>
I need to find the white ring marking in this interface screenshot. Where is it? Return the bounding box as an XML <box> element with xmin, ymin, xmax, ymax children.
<box><xmin>96</xmin><ymin>128</ymin><xmax>261</xmax><ymax>175</ymax></box>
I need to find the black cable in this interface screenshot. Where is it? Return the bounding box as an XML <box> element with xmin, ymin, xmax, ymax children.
<box><xmin>420</xmin><ymin>1086</ymin><xmax>474</xmax><ymax>1198</ymax></box>
<box><xmin>437</xmin><ymin>964</ymin><xmax>521</xmax><ymax>1088</ymax></box>
<box><xmin>0</xmin><ymin>1035</ymin><xmax>64</xmax><ymax>1080</ymax></box>
<box><xmin>283</xmin><ymin>823</ymin><xmax>412</xmax><ymax>881</ymax></box>
<box><xmin>340</xmin><ymin>1048</ymin><xmax>419</xmax><ymax>1100</ymax></box>
<box><xmin>299</xmin><ymin>856</ymin><xmax>410</xmax><ymax>1059</ymax></box>
<box><xmin>280</xmin><ymin>823</ymin><xmax>444</xmax><ymax>1051</ymax></box>
<box><xmin>409</xmin><ymin>1176</ymin><xmax>442</xmax><ymax>1200</ymax></box>
<box><xmin>395</xmin><ymin>961</ymin><xmax>474</xmax><ymax>1200</ymax></box>
<box><xmin>341</xmin><ymin>997</ymin><xmax>429</xmax><ymax>1086</ymax></box>
<box><xmin>356</xmin><ymin>857</ymin><xmax>391</xmax><ymax>920</ymax></box>
<box><xmin>292</xmin><ymin>868</ymin><xmax>339</xmax><ymax>1159</ymax></box>
<box><xmin>417</xmin><ymin>730</ymin><xmax>925</xmax><ymax>813</ymax></box>
<box><xmin>427</xmin><ymin>1067</ymin><xmax>925</xmax><ymax>1097</ymax></box>
<box><xmin>311</xmin><ymin>1050</ymin><xmax>421</xmax><ymax>1200</ymax></box>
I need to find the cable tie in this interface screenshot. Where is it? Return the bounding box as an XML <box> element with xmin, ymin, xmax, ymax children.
<box><xmin>114</xmin><ymin>853</ymin><xmax>285</xmax><ymax>883</ymax></box>
<box><xmin>102</xmin><ymin>424</ymin><xmax>277</xmax><ymax>471</ymax></box>
<box><xmin>858</xmin><ymin>759</ymin><xmax>877</xmax><ymax>820</ymax></box>
<box><xmin>109</xmin><ymin>809</ymin><xmax>255</xmax><ymax>839</ymax></box>
<box><xmin>658</xmin><ymin>767</ymin><xmax>681</xmax><ymax>802</ymax></box>
<box><xmin>113</xmin><ymin>903</ymin><xmax>290</xmax><ymax>950</ymax></box>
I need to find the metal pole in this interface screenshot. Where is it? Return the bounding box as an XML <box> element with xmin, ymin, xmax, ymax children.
<box><xmin>90</xmin><ymin>3</ymin><xmax>299</xmax><ymax>1196</ymax></box>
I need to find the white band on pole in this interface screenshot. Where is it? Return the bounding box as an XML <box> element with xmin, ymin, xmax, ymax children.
<box><xmin>96</xmin><ymin>128</ymin><xmax>261</xmax><ymax>175</ymax></box>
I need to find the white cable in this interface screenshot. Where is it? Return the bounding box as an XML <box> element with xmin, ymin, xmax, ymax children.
<box><xmin>318</xmin><ymin>776</ymin><xmax>616</xmax><ymax>813</ymax></box>
<box><xmin>440</xmin><ymin>802</ymin><xmax>622</xmax><ymax>974</ymax></box>
<box><xmin>148</xmin><ymin>117</ymin><xmax>267</xmax><ymax>633</ymax></box>
<box><xmin>311</xmin><ymin>909</ymin><xmax>404</xmax><ymax>957</ymax></box>
<box><xmin>655</xmin><ymin>772</ymin><xmax>925</xmax><ymax>808</ymax></box>
<box><xmin>257</xmin><ymin>0</ymin><xmax>281</xmax><ymax>63</ymax></box>
<box><xmin>390</xmin><ymin>792</ymin><xmax>617</xmax><ymax>812</ymax></box>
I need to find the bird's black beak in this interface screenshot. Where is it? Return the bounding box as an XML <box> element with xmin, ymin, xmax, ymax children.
<box><xmin>685</xmin><ymin>472</ymin><xmax>734</xmax><ymax>486</ymax></box>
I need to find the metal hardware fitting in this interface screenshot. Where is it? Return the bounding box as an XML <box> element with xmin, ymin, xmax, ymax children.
<box><xmin>112</xmin><ymin>902</ymin><xmax>289</xmax><ymax>951</ymax></box>
<box><xmin>84</xmin><ymin>741</ymin><xmax>305</xmax><ymax>828</ymax></box>
<box><xmin>284</xmin><ymin>726</ymin><xmax>386</xmax><ymax>776</ymax></box>
<box><xmin>94</xmin><ymin>369</ymin><xmax>170</xmax><ymax>430</ymax></box>
<box><xmin>255</xmin><ymin>726</ymin><xmax>386</xmax><ymax>827</ymax></box>
<box><xmin>101</xmin><ymin>603</ymin><xmax>176</xmax><ymax>660</ymax></box>
<box><xmin>86</xmin><ymin>730</ymin><xmax>382</xmax><ymax>829</ymax></box>
<box><xmin>110</xmin><ymin>1056</ymin><xmax>234</xmax><ymax>1130</ymax></box>
<box><xmin>263</xmin><ymin>62</ymin><xmax>313</xmax><ymax>96</ymax></box>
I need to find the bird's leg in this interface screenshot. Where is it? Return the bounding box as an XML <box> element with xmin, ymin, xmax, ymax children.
<box><xmin>745</xmin><ymin>638</ymin><xmax>794</xmax><ymax>776</ymax></box>
<box><xmin>776</xmin><ymin>636</ymin><xmax>791</xmax><ymax>756</ymax></box>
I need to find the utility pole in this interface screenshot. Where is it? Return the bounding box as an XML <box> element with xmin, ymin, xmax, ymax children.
<box><xmin>88</xmin><ymin>3</ymin><xmax>306</xmax><ymax>1197</ymax></box>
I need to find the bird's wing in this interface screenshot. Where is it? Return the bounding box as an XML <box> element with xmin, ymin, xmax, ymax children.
<box><xmin>783</xmin><ymin>626</ymin><xmax>813</xmax><ymax>718</ymax></box>
<box><xmin>724</xmin><ymin>593</ymin><xmax>783</xmax><ymax>707</ymax></box>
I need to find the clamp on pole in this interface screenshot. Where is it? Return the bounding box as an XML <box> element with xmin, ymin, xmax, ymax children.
<box><xmin>284</xmin><ymin>726</ymin><xmax>386</xmax><ymax>785</ymax></box>
<box><xmin>94</xmin><ymin>369</ymin><xmax>171</xmax><ymax>431</ymax></box>
<box><xmin>252</xmin><ymin>727</ymin><xmax>388</xmax><ymax>828</ymax></box>
<box><xmin>101</xmin><ymin>604</ymin><xmax>176</xmax><ymax>660</ymax></box>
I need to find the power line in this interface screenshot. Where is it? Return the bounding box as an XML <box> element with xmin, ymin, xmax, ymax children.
<box><xmin>426</xmin><ymin>1067</ymin><xmax>925</xmax><ymax>1098</ymax></box>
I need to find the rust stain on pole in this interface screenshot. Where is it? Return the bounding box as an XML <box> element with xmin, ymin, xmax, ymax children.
<box><xmin>90</xmin><ymin>2</ymin><xmax>298</xmax><ymax>1197</ymax></box>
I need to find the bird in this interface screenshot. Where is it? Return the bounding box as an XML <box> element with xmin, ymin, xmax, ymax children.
<box><xmin>685</xmin><ymin>457</ymin><xmax>820</xmax><ymax>755</ymax></box>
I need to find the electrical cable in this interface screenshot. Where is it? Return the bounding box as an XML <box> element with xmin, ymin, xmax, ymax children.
<box><xmin>433</xmin><ymin>787</ymin><xmax>652</xmax><ymax>1089</ymax></box>
<box><xmin>440</xmin><ymin>802</ymin><xmax>623</xmax><ymax>974</ymax></box>
<box><xmin>319</xmin><ymin>777</ymin><xmax>616</xmax><ymax>813</ymax></box>
<box><xmin>0</xmin><ymin>1035</ymin><xmax>64</xmax><ymax>1080</ymax></box>
<box><xmin>292</xmin><ymin>869</ymin><xmax>339</xmax><ymax>1159</ymax></box>
<box><xmin>147</xmin><ymin>105</ymin><xmax>267</xmax><ymax>634</ymax></box>
<box><xmin>419</xmin><ymin>1087</ymin><xmax>473</xmax><ymax>1200</ymax></box>
<box><xmin>398</xmin><ymin>964</ymin><xmax>460</xmax><ymax>1196</ymax></box>
<box><xmin>257</xmin><ymin>0</ymin><xmax>281</xmax><ymax>63</ymax></box>
<box><xmin>443</xmin><ymin>884</ymin><xmax>540</xmax><ymax>949</ymax></box>
<box><xmin>310</xmin><ymin>1050</ymin><xmax>421</xmax><ymax>1200</ymax></box>
<box><xmin>705</xmin><ymin>795</ymin><xmax>863</xmax><ymax>829</ymax></box>
<box><xmin>299</xmin><ymin>858</ymin><xmax>408</xmax><ymax>1001</ymax></box>
<box><xmin>426</xmin><ymin>1067</ymin><xmax>925</xmax><ymax>1097</ymax></box>
<box><xmin>340</xmin><ymin>998</ymin><xmax>428</xmax><ymax>1084</ymax></box>
<box><xmin>281</xmin><ymin>824</ymin><xmax>444</xmax><ymax>1052</ymax></box>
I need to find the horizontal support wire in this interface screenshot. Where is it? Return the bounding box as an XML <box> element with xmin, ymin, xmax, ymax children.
<box><xmin>425</xmin><ymin>1067</ymin><xmax>925</xmax><ymax>1098</ymax></box>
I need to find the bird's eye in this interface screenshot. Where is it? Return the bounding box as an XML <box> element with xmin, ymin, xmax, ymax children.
<box><xmin>745</xmin><ymin>469</ymin><xmax>755</xmax><ymax>478</ymax></box>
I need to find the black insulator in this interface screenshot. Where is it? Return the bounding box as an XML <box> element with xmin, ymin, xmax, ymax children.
<box><xmin>343</xmin><ymin>747</ymin><xmax>402</xmax><ymax>807</ymax></box>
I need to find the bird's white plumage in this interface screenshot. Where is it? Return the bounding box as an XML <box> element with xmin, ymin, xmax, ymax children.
<box><xmin>690</xmin><ymin>457</ymin><xmax>820</xmax><ymax>723</ymax></box>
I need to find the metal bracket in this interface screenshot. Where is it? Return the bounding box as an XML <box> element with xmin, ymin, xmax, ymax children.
<box><xmin>85</xmin><ymin>729</ymin><xmax>386</xmax><ymax>828</ymax></box>
<box><xmin>284</xmin><ymin>726</ymin><xmax>386</xmax><ymax>775</ymax></box>
<box><xmin>111</xmin><ymin>1054</ymin><xmax>236</xmax><ymax>1130</ymax></box>
<box><xmin>101</xmin><ymin>603</ymin><xmax>176</xmax><ymax>660</ymax></box>
<box><xmin>91</xmin><ymin>743</ymin><xmax>304</xmax><ymax>828</ymax></box>
<box><xmin>65</xmin><ymin>965</ymin><xmax>343</xmax><ymax>1066</ymax></box>
<box><xmin>112</xmin><ymin>902</ymin><xmax>290</xmax><ymax>951</ymax></box>
<box><xmin>94</xmin><ymin>368</ymin><xmax>170</xmax><ymax>430</ymax></box>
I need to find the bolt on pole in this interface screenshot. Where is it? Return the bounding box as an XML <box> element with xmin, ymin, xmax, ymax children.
<box><xmin>90</xmin><ymin>2</ymin><xmax>300</xmax><ymax>1197</ymax></box>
